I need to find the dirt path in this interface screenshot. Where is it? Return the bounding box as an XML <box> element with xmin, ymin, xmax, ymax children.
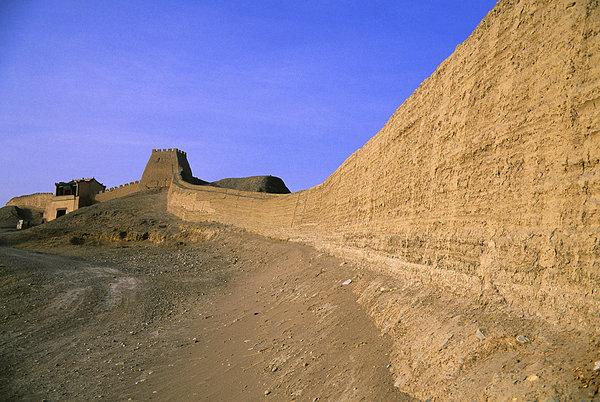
<box><xmin>146</xmin><ymin>242</ymin><xmax>408</xmax><ymax>401</ymax></box>
<box><xmin>0</xmin><ymin>234</ymin><xmax>409</xmax><ymax>400</ymax></box>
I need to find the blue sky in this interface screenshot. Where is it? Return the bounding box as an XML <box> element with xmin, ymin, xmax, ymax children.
<box><xmin>0</xmin><ymin>0</ymin><xmax>496</xmax><ymax>204</ymax></box>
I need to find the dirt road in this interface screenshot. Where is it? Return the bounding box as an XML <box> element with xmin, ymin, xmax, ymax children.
<box><xmin>0</xmin><ymin>235</ymin><xmax>408</xmax><ymax>400</ymax></box>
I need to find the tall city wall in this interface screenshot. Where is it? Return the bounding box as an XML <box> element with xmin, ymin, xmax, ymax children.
<box><xmin>168</xmin><ymin>0</ymin><xmax>600</xmax><ymax>331</ymax></box>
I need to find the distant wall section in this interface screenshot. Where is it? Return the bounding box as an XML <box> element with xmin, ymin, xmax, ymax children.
<box><xmin>6</xmin><ymin>193</ymin><xmax>53</xmax><ymax>211</ymax></box>
<box><xmin>95</xmin><ymin>181</ymin><xmax>140</xmax><ymax>202</ymax></box>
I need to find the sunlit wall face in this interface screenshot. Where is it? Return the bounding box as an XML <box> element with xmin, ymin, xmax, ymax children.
<box><xmin>0</xmin><ymin>0</ymin><xmax>496</xmax><ymax>204</ymax></box>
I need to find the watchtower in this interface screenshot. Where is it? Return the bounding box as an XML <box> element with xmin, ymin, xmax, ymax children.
<box><xmin>139</xmin><ymin>148</ymin><xmax>194</xmax><ymax>190</ymax></box>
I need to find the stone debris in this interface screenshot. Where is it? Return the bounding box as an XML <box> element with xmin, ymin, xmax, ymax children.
<box><xmin>475</xmin><ymin>329</ymin><xmax>486</xmax><ymax>341</ymax></box>
<box><xmin>594</xmin><ymin>361</ymin><xmax>600</xmax><ymax>371</ymax></box>
<box><xmin>439</xmin><ymin>333</ymin><xmax>453</xmax><ymax>350</ymax></box>
<box><xmin>341</xmin><ymin>279</ymin><xmax>352</xmax><ymax>286</ymax></box>
<box><xmin>516</xmin><ymin>335</ymin><xmax>529</xmax><ymax>344</ymax></box>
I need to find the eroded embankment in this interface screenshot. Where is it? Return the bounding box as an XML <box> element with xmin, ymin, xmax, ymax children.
<box><xmin>167</xmin><ymin>0</ymin><xmax>600</xmax><ymax>334</ymax></box>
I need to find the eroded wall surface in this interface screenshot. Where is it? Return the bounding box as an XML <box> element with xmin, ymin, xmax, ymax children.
<box><xmin>6</xmin><ymin>193</ymin><xmax>53</xmax><ymax>211</ymax></box>
<box><xmin>168</xmin><ymin>0</ymin><xmax>600</xmax><ymax>330</ymax></box>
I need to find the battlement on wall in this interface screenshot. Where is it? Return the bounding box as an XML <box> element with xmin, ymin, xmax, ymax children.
<box><xmin>98</xmin><ymin>180</ymin><xmax>141</xmax><ymax>194</ymax></box>
<box><xmin>95</xmin><ymin>180</ymin><xmax>141</xmax><ymax>202</ymax></box>
<box><xmin>151</xmin><ymin>148</ymin><xmax>187</xmax><ymax>156</ymax></box>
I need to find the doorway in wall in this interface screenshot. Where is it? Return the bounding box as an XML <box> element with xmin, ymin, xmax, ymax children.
<box><xmin>56</xmin><ymin>209</ymin><xmax>67</xmax><ymax>218</ymax></box>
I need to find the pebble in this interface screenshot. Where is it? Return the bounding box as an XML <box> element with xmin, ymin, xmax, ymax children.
<box><xmin>440</xmin><ymin>333</ymin><xmax>453</xmax><ymax>350</ymax></box>
<box><xmin>264</xmin><ymin>390</ymin><xmax>271</xmax><ymax>396</ymax></box>
<box><xmin>475</xmin><ymin>329</ymin><xmax>486</xmax><ymax>340</ymax></box>
<box><xmin>516</xmin><ymin>335</ymin><xmax>529</xmax><ymax>344</ymax></box>
<box><xmin>594</xmin><ymin>361</ymin><xmax>600</xmax><ymax>371</ymax></box>
<box><xmin>526</xmin><ymin>374</ymin><xmax>539</xmax><ymax>382</ymax></box>
<box><xmin>341</xmin><ymin>279</ymin><xmax>352</xmax><ymax>286</ymax></box>
<box><xmin>192</xmin><ymin>337</ymin><xmax>198</xmax><ymax>343</ymax></box>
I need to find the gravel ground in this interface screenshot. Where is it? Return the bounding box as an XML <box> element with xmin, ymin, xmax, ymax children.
<box><xmin>0</xmin><ymin>191</ymin><xmax>407</xmax><ymax>400</ymax></box>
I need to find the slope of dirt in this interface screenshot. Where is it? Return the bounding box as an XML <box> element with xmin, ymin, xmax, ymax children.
<box><xmin>0</xmin><ymin>192</ymin><xmax>407</xmax><ymax>400</ymax></box>
<box><xmin>1</xmin><ymin>191</ymin><xmax>598</xmax><ymax>400</ymax></box>
<box><xmin>212</xmin><ymin>176</ymin><xmax>291</xmax><ymax>194</ymax></box>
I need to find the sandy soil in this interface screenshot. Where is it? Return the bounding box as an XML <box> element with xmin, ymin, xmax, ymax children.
<box><xmin>0</xmin><ymin>191</ymin><xmax>598</xmax><ymax>400</ymax></box>
<box><xmin>0</xmin><ymin>192</ymin><xmax>408</xmax><ymax>400</ymax></box>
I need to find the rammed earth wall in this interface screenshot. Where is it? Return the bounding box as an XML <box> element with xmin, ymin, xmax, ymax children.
<box><xmin>6</xmin><ymin>193</ymin><xmax>53</xmax><ymax>210</ymax></box>
<box><xmin>168</xmin><ymin>0</ymin><xmax>600</xmax><ymax>331</ymax></box>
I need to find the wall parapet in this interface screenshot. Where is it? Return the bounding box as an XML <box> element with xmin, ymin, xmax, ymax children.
<box><xmin>95</xmin><ymin>181</ymin><xmax>141</xmax><ymax>202</ymax></box>
<box><xmin>152</xmin><ymin>148</ymin><xmax>186</xmax><ymax>156</ymax></box>
<box><xmin>98</xmin><ymin>180</ymin><xmax>141</xmax><ymax>194</ymax></box>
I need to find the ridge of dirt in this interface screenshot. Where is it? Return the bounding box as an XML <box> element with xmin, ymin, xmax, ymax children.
<box><xmin>0</xmin><ymin>206</ymin><xmax>43</xmax><ymax>232</ymax></box>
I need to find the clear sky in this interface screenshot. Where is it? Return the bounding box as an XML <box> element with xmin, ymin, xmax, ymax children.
<box><xmin>0</xmin><ymin>0</ymin><xmax>496</xmax><ymax>205</ymax></box>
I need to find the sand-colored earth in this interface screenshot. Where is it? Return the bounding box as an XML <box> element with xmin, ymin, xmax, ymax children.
<box><xmin>1</xmin><ymin>191</ymin><xmax>598</xmax><ymax>400</ymax></box>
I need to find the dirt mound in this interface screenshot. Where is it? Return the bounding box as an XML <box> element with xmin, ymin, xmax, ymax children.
<box><xmin>0</xmin><ymin>190</ymin><xmax>184</xmax><ymax>248</ymax></box>
<box><xmin>212</xmin><ymin>176</ymin><xmax>290</xmax><ymax>194</ymax></box>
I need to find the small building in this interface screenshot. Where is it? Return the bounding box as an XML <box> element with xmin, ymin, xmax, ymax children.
<box><xmin>43</xmin><ymin>178</ymin><xmax>105</xmax><ymax>221</ymax></box>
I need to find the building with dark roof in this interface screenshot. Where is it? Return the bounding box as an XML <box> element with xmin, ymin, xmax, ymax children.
<box><xmin>43</xmin><ymin>178</ymin><xmax>105</xmax><ymax>221</ymax></box>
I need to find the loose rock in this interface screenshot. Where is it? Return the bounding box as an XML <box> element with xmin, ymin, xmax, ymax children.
<box><xmin>516</xmin><ymin>335</ymin><xmax>529</xmax><ymax>344</ymax></box>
